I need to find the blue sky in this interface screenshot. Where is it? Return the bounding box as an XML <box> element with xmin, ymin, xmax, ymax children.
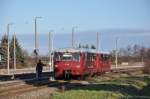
<box><xmin>0</xmin><ymin>0</ymin><xmax>150</xmax><ymax>54</ymax></box>
<box><xmin>0</xmin><ymin>0</ymin><xmax>150</xmax><ymax>34</ymax></box>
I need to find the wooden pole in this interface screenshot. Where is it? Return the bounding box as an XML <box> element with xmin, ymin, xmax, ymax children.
<box><xmin>7</xmin><ymin>24</ymin><xmax>10</xmax><ymax>75</ymax></box>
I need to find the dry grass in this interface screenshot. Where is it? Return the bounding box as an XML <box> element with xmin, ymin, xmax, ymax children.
<box><xmin>51</xmin><ymin>74</ymin><xmax>150</xmax><ymax>99</ymax></box>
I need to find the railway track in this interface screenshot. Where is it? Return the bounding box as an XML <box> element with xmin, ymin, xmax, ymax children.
<box><xmin>0</xmin><ymin>79</ymin><xmax>59</xmax><ymax>97</ymax></box>
<box><xmin>0</xmin><ymin>78</ymin><xmax>88</xmax><ymax>98</ymax></box>
<box><xmin>0</xmin><ymin>66</ymin><xmax>144</xmax><ymax>98</ymax></box>
<box><xmin>110</xmin><ymin>65</ymin><xmax>143</xmax><ymax>73</ymax></box>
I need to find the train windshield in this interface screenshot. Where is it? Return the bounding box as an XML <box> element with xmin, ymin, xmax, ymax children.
<box><xmin>54</xmin><ymin>52</ymin><xmax>80</xmax><ymax>61</ymax></box>
<box><xmin>62</xmin><ymin>54</ymin><xmax>72</xmax><ymax>60</ymax></box>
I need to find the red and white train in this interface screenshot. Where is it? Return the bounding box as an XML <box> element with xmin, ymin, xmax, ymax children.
<box><xmin>53</xmin><ymin>48</ymin><xmax>111</xmax><ymax>79</ymax></box>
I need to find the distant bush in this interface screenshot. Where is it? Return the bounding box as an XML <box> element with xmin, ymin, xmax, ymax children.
<box><xmin>143</xmin><ymin>60</ymin><xmax>150</xmax><ymax>74</ymax></box>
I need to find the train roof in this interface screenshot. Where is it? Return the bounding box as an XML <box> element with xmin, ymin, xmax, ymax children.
<box><xmin>54</xmin><ymin>48</ymin><xmax>110</xmax><ymax>54</ymax></box>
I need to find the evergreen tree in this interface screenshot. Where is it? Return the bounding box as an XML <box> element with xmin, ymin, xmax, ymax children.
<box><xmin>91</xmin><ymin>45</ymin><xmax>96</xmax><ymax>49</ymax></box>
<box><xmin>10</xmin><ymin>35</ymin><xmax>25</xmax><ymax>64</ymax></box>
<box><xmin>0</xmin><ymin>34</ymin><xmax>8</xmax><ymax>61</ymax></box>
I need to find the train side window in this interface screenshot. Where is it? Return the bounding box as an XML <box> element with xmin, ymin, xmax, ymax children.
<box><xmin>86</xmin><ymin>53</ymin><xmax>90</xmax><ymax>61</ymax></box>
<box><xmin>85</xmin><ymin>53</ymin><xmax>96</xmax><ymax>62</ymax></box>
<box><xmin>84</xmin><ymin>53</ymin><xmax>89</xmax><ymax>67</ymax></box>
<box><xmin>92</xmin><ymin>54</ymin><xmax>96</xmax><ymax>61</ymax></box>
<box><xmin>101</xmin><ymin>54</ymin><xmax>110</xmax><ymax>61</ymax></box>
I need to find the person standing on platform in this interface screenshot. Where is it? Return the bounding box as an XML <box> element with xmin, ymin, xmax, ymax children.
<box><xmin>36</xmin><ymin>59</ymin><xmax>45</xmax><ymax>79</ymax></box>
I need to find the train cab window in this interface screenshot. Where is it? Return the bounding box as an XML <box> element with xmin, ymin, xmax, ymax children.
<box><xmin>54</xmin><ymin>52</ymin><xmax>62</xmax><ymax>61</ymax></box>
<box><xmin>59</xmin><ymin>53</ymin><xmax>80</xmax><ymax>61</ymax></box>
<box><xmin>61</xmin><ymin>54</ymin><xmax>72</xmax><ymax>61</ymax></box>
<box><xmin>86</xmin><ymin>53</ymin><xmax>96</xmax><ymax>61</ymax></box>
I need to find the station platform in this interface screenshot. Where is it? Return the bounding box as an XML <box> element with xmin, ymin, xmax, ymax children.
<box><xmin>0</xmin><ymin>72</ymin><xmax>52</xmax><ymax>81</ymax></box>
<box><xmin>0</xmin><ymin>67</ymin><xmax>52</xmax><ymax>82</ymax></box>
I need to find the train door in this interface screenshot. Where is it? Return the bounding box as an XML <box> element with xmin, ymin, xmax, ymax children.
<box><xmin>97</xmin><ymin>54</ymin><xmax>102</xmax><ymax>73</ymax></box>
<box><xmin>101</xmin><ymin>54</ymin><xmax>111</xmax><ymax>72</ymax></box>
<box><xmin>84</xmin><ymin>52</ymin><xmax>97</xmax><ymax>75</ymax></box>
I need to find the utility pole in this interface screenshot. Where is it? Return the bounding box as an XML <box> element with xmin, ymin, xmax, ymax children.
<box><xmin>51</xmin><ymin>32</ymin><xmax>54</xmax><ymax>72</ymax></box>
<box><xmin>72</xmin><ymin>27</ymin><xmax>74</xmax><ymax>48</ymax></box>
<box><xmin>7</xmin><ymin>23</ymin><xmax>13</xmax><ymax>75</ymax></box>
<box><xmin>12</xmin><ymin>32</ymin><xmax>16</xmax><ymax>79</ymax></box>
<box><xmin>49</xmin><ymin>32</ymin><xmax>52</xmax><ymax>66</ymax></box>
<box><xmin>7</xmin><ymin>24</ymin><xmax>10</xmax><ymax>75</ymax></box>
<box><xmin>72</xmin><ymin>27</ymin><xmax>77</xmax><ymax>48</ymax></box>
<box><xmin>34</xmin><ymin>17</ymin><xmax>42</xmax><ymax>63</ymax></box>
<box><xmin>49</xmin><ymin>31</ymin><xmax>54</xmax><ymax>81</ymax></box>
<box><xmin>35</xmin><ymin>18</ymin><xmax>37</xmax><ymax>51</ymax></box>
<box><xmin>96</xmin><ymin>32</ymin><xmax>99</xmax><ymax>51</ymax></box>
<box><xmin>49</xmin><ymin>31</ymin><xmax>53</xmax><ymax>70</ymax></box>
<box><xmin>96</xmin><ymin>32</ymin><xmax>100</xmax><ymax>68</ymax></box>
<box><xmin>13</xmin><ymin>33</ymin><xmax>16</xmax><ymax>71</ymax></box>
<box><xmin>115</xmin><ymin>37</ymin><xmax>118</xmax><ymax>68</ymax></box>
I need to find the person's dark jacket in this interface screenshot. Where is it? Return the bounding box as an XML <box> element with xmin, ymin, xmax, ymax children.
<box><xmin>36</xmin><ymin>61</ymin><xmax>45</xmax><ymax>73</ymax></box>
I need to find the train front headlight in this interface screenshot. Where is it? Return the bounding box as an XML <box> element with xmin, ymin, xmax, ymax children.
<box><xmin>55</xmin><ymin>65</ymin><xmax>58</xmax><ymax>67</ymax></box>
<box><xmin>48</xmin><ymin>62</ymin><xmax>52</xmax><ymax>66</ymax></box>
<box><xmin>76</xmin><ymin>65</ymin><xmax>80</xmax><ymax>68</ymax></box>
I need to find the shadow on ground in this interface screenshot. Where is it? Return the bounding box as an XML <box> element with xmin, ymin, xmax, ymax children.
<box><xmin>0</xmin><ymin>72</ymin><xmax>51</xmax><ymax>81</ymax></box>
<box><xmin>49</xmin><ymin>75</ymin><xmax>150</xmax><ymax>99</ymax></box>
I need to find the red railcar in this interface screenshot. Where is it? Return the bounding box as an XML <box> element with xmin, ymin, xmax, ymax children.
<box><xmin>54</xmin><ymin>48</ymin><xmax>111</xmax><ymax>79</ymax></box>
